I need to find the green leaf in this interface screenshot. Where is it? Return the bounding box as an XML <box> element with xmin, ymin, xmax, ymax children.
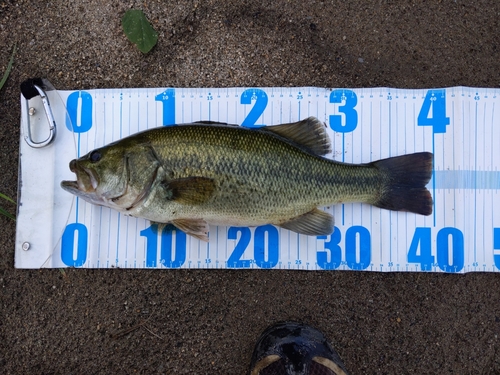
<box><xmin>0</xmin><ymin>44</ymin><xmax>16</xmax><ymax>91</ymax></box>
<box><xmin>122</xmin><ymin>10</ymin><xmax>158</xmax><ymax>54</ymax></box>
<box><xmin>0</xmin><ymin>46</ymin><xmax>16</xmax><ymax>221</ymax></box>
<box><xmin>0</xmin><ymin>206</ymin><xmax>15</xmax><ymax>221</ymax></box>
<box><xmin>0</xmin><ymin>192</ymin><xmax>15</xmax><ymax>204</ymax></box>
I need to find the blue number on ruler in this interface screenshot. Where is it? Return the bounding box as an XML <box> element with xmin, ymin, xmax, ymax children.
<box><xmin>140</xmin><ymin>224</ymin><xmax>186</xmax><ymax>268</ymax></box>
<box><xmin>407</xmin><ymin>227</ymin><xmax>464</xmax><ymax>272</ymax></box>
<box><xmin>407</xmin><ymin>227</ymin><xmax>434</xmax><ymax>271</ymax></box>
<box><xmin>317</xmin><ymin>228</ymin><xmax>342</xmax><ymax>270</ymax></box>
<box><xmin>345</xmin><ymin>226</ymin><xmax>371</xmax><ymax>270</ymax></box>
<box><xmin>141</xmin><ymin>225</ymin><xmax>159</xmax><ymax>267</ymax></box>
<box><xmin>254</xmin><ymin>225</ymin><xmax>279</xmax><ymax>268</ymax></box>
<box><xmin>66</xmin><ymin>91</ymin><xmax>93</xmax><ymax>132</ymax></box>
<box><xmin>240</xmin><ymin>89</ymin><xmax>268</xmax><ymax>128</ymax></box>
<box><xmin>61</xmin><ymin>223</ymin><xmax>88</xmax><ymax>267</ymax></box>
<box><xmin>329</xmin><ymin>89</ymin><xmax>358</xmax><ymax>132</ymax></box>
<box><xmin>317</xmin><ymin>226</ymin><xmax>370</xmax><ymax>270</ymax></box>
<box><xmin>494</xmin><ymin>228</ymin><xmax>500</xmax><ymax>270</ymax></box>
<box><xmin>417</xmin><ymin>89</ymin><xmax>450</xmax><ymax>133</ymax></box>
<box><xmin>436</xmin><ymin>227</ymin><xmax>464</xmax><ymax>273</ymax></box>
<box><xmin>155</xmin><ymin>88</ymin><xmax>176</xmax><ymax>126</ymax></box>
<box><xmin>227</xmin><ymin>227</ymin><xmax>252</xmax><ymax>268</ymax></box>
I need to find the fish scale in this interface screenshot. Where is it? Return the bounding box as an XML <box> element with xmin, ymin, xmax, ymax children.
<box><xmin>146</xmin><ymin>124</ymin><xmax>371</xmax><ymax>219</ymax></box>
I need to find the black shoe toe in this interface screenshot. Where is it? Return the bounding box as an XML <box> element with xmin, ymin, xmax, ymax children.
<box><xmin>249</xmin><ymin>321</ymin><xmax>350</xmax><ymax>375</ymax></box>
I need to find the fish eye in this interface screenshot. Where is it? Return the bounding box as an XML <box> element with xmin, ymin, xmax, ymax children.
<box><xmin>89</xmin><ymin>150</ymin><xmax>102</xmax><ymax>163</ymax></box>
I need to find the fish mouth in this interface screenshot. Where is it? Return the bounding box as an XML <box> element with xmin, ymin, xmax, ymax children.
<box><xmin>61</xmin><ymin>159</ymin><xmax>99</xmax><ymax>194</ymax></box>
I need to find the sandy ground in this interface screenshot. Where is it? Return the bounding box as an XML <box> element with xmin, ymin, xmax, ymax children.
<box><xmin>1</xmin><ymin>0</ymin><xmax>500</xmax><ymax>374</ymax></box>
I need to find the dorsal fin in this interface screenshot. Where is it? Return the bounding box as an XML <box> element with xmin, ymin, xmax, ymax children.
<box><xmin>261</xmin><ymin>117</ymin><xmax>332</xmax><ymax>156</ymax></box>
<box><xmin>193</xmin><ymin>120</ymin><xmax>238</xmax><ymax>127</ymax></box>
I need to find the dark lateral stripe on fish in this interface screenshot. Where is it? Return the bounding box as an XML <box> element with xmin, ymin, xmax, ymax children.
<box><xmin>371</xmin><ymin>152</ymin><xmax>434</xmax><ymax>215</ymax></box>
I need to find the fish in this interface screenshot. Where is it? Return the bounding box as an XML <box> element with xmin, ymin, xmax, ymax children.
<box><xmin>61</xmin><ymin>117</ymin><xmax>433</xmax><ymax>241</ymax></box>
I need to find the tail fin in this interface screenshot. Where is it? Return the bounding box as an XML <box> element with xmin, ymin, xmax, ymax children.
<box><xmin>372</xmin><ymin>152</ymin><xmax>433</xmax><ymax>215</ymax></box>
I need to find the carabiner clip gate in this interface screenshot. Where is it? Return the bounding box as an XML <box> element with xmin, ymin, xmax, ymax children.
<box><xmin>20</xmin><ymin>78</ymin><xmax>57</xmax><ymax>148</ymax></box>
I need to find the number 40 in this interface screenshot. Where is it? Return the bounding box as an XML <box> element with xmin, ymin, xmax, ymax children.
<box><xmin>408</xmin><ymin>227</ymin><xmax>464</xmax><ymax>272</ymax></box>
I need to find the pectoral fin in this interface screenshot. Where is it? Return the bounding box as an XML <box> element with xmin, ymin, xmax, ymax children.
<box><xmin>279</xmin><ymin>208</ymin><xmax>334</xmax><ymax>236</ymax></box>
<box><xmin>172</xmin><ymin>218</ymin><xmax>210</xmax><ymax>242</ymax></box>
<box><xmin>165</xmin><ymin>177</ymin><xmax>216</xmax><ymax>205</ymax></box>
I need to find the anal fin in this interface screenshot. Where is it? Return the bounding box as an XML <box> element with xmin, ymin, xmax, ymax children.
<box><xmin>279</xmin><ymin>208</ymin><xmax>334</xmax><ymax>236</ymax></box>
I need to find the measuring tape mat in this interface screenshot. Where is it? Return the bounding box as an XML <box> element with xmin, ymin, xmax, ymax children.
<box><xmin>15</xmin><ymin>86</ymin><xmax>500</xmax><ymax>272</ymax></box>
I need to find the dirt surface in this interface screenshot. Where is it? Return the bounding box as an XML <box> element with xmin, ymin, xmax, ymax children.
<box><xmin>1</xmin><ymin>0</ymin><xmax>500</xmax><ymax>374</ymax></box>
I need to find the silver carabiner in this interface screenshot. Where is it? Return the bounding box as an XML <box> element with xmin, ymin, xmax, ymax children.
<box><xmin>21</xmin><ymin>78</ymin><xmax>57</xmax><ymax>148</ymax></box>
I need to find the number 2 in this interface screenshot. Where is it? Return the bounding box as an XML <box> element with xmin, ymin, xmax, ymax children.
<box><xmin>240</xmin><ymin>89</ymin><xmax>268</xmax><ymax>128</ymax></box>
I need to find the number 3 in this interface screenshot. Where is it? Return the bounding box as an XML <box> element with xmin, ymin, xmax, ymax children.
<box><xmin>329</xmin><ymin>89</ymin><xmax>358</xmax><ymax>133</ymax></box>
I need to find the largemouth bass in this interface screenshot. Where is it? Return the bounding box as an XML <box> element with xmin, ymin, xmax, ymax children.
<box><xmin>61</xmin><ymin>117</ymin><xmax>433</xmax><ymax>241</ymax></box>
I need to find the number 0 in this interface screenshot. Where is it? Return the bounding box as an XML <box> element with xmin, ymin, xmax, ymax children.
<box><xmin>61</xmin><ymin>223</ymin><xmax>88</xmax><ymax>267</ymax></box>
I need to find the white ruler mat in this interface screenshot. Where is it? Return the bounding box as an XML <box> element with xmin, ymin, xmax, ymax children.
<box><xmin>15</xmin><ymin>86</ymin><xmax>500</xmax><ymax>272</ymax></box>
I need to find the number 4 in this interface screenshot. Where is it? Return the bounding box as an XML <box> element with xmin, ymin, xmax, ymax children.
<box><xmin>407</xmin><ymin>227</ymin><xmax>434</xmax><ymax>271</ymax></box>
<box><xmin>418</xmin><ymin>89</ymin><xmax>450</xmax><ymax>133</ymax></box>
